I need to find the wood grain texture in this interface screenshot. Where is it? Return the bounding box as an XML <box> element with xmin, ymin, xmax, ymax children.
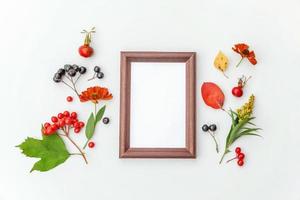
<box><xmin>119</xmin><ymin>51</ymin><xmax>196</xmax><ymax>158</ymax></box>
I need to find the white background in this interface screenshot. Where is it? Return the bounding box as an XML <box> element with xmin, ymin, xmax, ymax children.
<box><xmin>130</xmin><ymin>62</ymin><xmax>186</xmax><ymax>148</ymax></box>
<box><xmin>0</xmin><ymin>0</ymin><xmax>299</xmax><ymax>200</ymax></box>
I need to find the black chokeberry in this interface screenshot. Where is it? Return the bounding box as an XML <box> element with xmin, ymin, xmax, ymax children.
<box><xmin>94</xmin><ymin>66</ymin><xmax>101</xmax><ymax>73</ymax></box>
<box><xmin>53</xmin><ymin>73</ymin><xmax>62</xmax><ymax>82</ymax></box>
<box><xmin>97</xmin><ymin>72</ymin><xmax>104</xmax><ymax>79</ymax></box>
<box><xmin>57</xmin><ymin>68</ymin><xmax>65</xmax><ymax>76</ymax></box>
<box><xmin>102</xmin><ymin>117</ymin><xmax>109</xmax><ymax>124</ymax></box>
<box><xmin>209</xmin><ymin>124</ymin><xmax>217</xmax><ymax>132</ymax></box>
<box><xmin>64</xmin><ymin>64</ymin><xmax>72</xmax><ymax>72</ymax></box>
<box><xmin>72</xmin><ymin>64</ymin><xmax>80</xmax><ymax>72</ymax></box>
<box><xmin>79</xmin><ymin>66</ymin><xmax>87</xmax><ymax>74</ymax></box>
<box><xmin>68</xmin><ymin>69</ymin><xmax>76</xmax><ymax>77</ymax></box>
<box><xmin>202</xmin><ymin>124</ymin><xmax>209</xmax><ymax>132</ymax></box>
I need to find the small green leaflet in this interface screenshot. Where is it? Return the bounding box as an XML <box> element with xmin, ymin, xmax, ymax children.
<box><xmin>85</xmin><ymin>105</ymin><xmax>106</xmax><ymax>141</ymax></box>
<box><xmin>16</xmin><ymin>134</ymin><xmax>70</xmax><ymax>172</ymax></box>
<box><xmin>95</xmin><ymin>105</ymin><xmax>106</xmax><ymax>124</ymax></box>
<box><xmin>85</xmin><ymin>113</ymin><xmax>95</xmax><ymax>140</ymax></box>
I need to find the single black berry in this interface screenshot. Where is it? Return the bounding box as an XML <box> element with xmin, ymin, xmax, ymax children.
<box><xmin>72</xmin><ymin>64</ymin><xmax>80</xmax><ymax>72</ymax></box>
<box><xmin>79</xmin><ymin>66</ymin><xmax>87</xmax><ymax>74</ymax></box>
<box><xmin>57</xmin><ymin>68</ymin><xmax>65</xmax><ymax>76</ymax></box>
<box><xmin>202</xmin><ymin>124</ymin><xmax>209</xmax><ymax>132</ymax></box>
<box><xmin>68</xmin><ymin>69</ymin><xmax>76</xmax><ymax>77</ymax></box>
<box><xmin>64</xmin><ymin>64</ymin><xmax>73</xmax><ymax>72</ymax></box>
<box><xmin>94</xmin><ymin>66</ymin><xmax>101</xmax><ymax>73</ymax></box>
<box><xmin>53</xmin><ymin>73</ymin><xmax>62</xmax><ymax>83</ymax></box>
<box><xmin>209</xmin><ymin>124</ymin><xmax>217</xmax><ymax>132</ymax></box>
<box><xmin>102</xmin><ymin>117</ymin><xmax>109</xmax><ymax>124</ymax></box>
<box><xmin>97</xmin><ymin>72</ymin><xmax>104</xmax><ymax>79</ymax></box>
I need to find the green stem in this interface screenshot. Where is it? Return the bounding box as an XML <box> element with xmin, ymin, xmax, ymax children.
<box><xmin>219</xmin><ymin>149</ymin><xmax>229</xmax><ymax>164</ymax></box>
<box><xmin>235</xmin><ymin>58</ymin><xmax>244</xmax><ymax>68</ymax></box>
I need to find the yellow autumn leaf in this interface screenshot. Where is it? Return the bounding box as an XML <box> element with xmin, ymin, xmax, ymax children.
<box><xmin>214</xmin><ymin>51</ymin><xmax>229</xmax><ymax>78</ymax></box>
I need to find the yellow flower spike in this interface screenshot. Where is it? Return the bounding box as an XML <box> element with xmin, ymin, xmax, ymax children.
<box><xmin>214</xmin><ymin>51</ymin><xmax>229</xmax><ymax>78</ymax></box>
<box><xmin>237</xmin><ymin>95</ymin><xmax>255</xmax><ymax>121</ymax></box>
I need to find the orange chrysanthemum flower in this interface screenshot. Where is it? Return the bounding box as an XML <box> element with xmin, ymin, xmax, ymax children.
<box><xmin>232</xmin><ymin>43</ymin><xmax>257</xmax><ymax>67</ymax></box>
<box><xmin>79</xmin><ymin>86</ymin><xmax>113</xmax><ymax>104</ymax></box>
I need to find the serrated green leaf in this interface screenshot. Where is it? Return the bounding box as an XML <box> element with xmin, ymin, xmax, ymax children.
<box><xmin>17</xmin><ymin>134</ymin><xmax>70</xmax><ymax>172</ymax></box>
<box><xmin>95</xmin><ymin>105</ymin><xmax>106</xmax><ymax>124</ymax></box>
<box><xmin>17</xmin><ymin>137</ymin><xmax>46</xmax><ymax>158</ymax></box>
<box><xmin>85</xmin><ymin>113</ymin><xmax>95</xmax><ymax>140</ymax></box>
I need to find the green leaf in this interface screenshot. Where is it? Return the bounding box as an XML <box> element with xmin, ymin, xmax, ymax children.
<box><xmin>85</xmin><ymin>113</ymin><xmax>95</xmax><ymax>140</ymax></box>
<box><xmin>95</xmin><ymin>105</ymin><xmax>106</xmax><ymax>124</ymax></box>
<box><xmin>240</xmin><ymin>132</ymin><xmax>262</xmax><ymax>137</ymax></box>
<box><xmin>17</xmin><ymin>134</ymin><xmax>70</xmax><ymax>172</ymax></box>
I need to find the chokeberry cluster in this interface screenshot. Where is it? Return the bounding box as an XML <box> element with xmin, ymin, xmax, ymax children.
<box><xmin>202</xmin><ymin>124</ymin><xmax>219</xmax><ymax>153</ymax></box>
<box><xmin>53</xmin><ymin>64</ymin><xmax>87</xmax><ymax>97</ymax></box>
<box><xmin>88</xmin><ymin>66</ymin><xmax>104</xmax><ymax>81</ymax></box>
<box><xmin>226</xmin><ymin>147</ymin><xmax>245</xmax><ymax>167</ymax></box>
<box><xmin>42</xmin><ymin>111</ymin><xmax>85</xmax><ymax>135</ymax></box>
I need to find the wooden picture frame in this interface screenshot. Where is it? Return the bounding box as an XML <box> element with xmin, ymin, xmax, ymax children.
<box><xmin>119</xmin><ymin>52</ymin><xmax>196</xmax><ymax>158</ymax></box>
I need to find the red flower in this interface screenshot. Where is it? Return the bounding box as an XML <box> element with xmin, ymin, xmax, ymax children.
<box><xmin>79</xmin><ymin>86</ymin><xmax>113</xmax><ymax>104</ymax></box>
<box><xmin>232</xmin><ymin>43</ymin><xmax>257</xmax><ymax>66</ymax></box>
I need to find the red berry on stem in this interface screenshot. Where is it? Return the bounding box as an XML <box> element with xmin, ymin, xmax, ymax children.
<box><xmin>51</xmin><ymin>124</ymin><xmax>58</xmax><ymax>131</ymax></box>
<box><xmin>232</xmin><ymin>86</ymin><xmax>243</xmax><ymax>97</ymax></box>
<box><xmin>74</xmin><ymin>128</ymin><xmax>81</xmax><ymax>133</ymax></box>
<box><xmin>74</xmin><ymin>122</ymin><xmax>81</xmax><ymax>129</ymax></box>
<box><xmin>71</xmin><ymin>112</ymin><xmax>77</xmax><ymax>119</ymax></box>
<box><xmin>51</xmin><ymin>116</ymin><xmax>58</xmax><ymax>123</ymax></box>
<box><xmin>44</xmin><ymin>127</ymin><xmax>53</xmax><ymax>135</ymax></box>
<box><xmin>44</xmin><ymin>122</ymin><xmax>51</xmax><ymax>128</ymax></box>
<box><xmin>63</xmin><ymin>111</ymin><xmax>70</xmax><ymax>117</ymax></box>
<box><xmin>235</xmin><ymin>147</ymin><xmax>241</xmax><ymax>154</ymax></box>
<box><xmin>237</xmin><ymin>159</ymin><xmax>244</xmax><ymax>166</ymax></box>
<box><xmin>238</xmin><ymin>153</ymin><xmax>245</xmax><ymax>160</ymax></box>
<box><xmin>65</xmin><ymin>117</ymin><xmax>73</xmax><ymax>125</ymax></box>
<box><xmin>79</xmin><ymin>121</ymin><xmax>85</xmax><ymax>128</ymax></box>
<box><xmin>58</xmin><ymin>119</ymin><xmax>66</xmax><ymax>127</ymax></box>
<box><xmin>88</xmin><ymin>141</ymin><xmax>95</xmax><ymax>148</ymax></box>
<box><xmin>67</xmin><ymin>96</ymin><xmax>73</xmax><ymax>102</ymax></box>
<box><xmin>58</xmin><ymin>113</ymin><xmax>64</xmax><ymax>119</ymax></box>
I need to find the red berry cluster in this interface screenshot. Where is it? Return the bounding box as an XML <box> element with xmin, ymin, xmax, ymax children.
<box><xmin>42</xmin><ymin>111</ymin><xmax>85</xmax><ymax>135</ymax></box>
<box><xmin>234</xmin><ymin>147</ymin><xmax>245</xmax><ymax>166</ymax></box>
<box><xmin>226</xmin><ymin>147</ymin><xmax>245</xmax><ymax>167</ymax></box>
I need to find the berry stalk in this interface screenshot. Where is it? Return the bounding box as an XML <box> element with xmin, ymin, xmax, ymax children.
<box><xmin>62</xmin><ymin>128</ymin><xmax>88</xmax><ymax>164</ymax></box>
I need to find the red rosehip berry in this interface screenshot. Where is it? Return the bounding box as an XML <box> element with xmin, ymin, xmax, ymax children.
<box><xmin>44</xmin><ymin>122</ymin><xmax>51</xmax><ymax>129</ymax></box>
<box><xmin>237</xmin><ymin>159</ymin><xmax>244</xmax><ymax>166</ymax></box>
<box><xmin>79</xmin><ymin>121</ymin><xmax>85</xmax><ymax>128</ymax></box>
<box><xmin>51</xmin><ymin>116</ymin><xmax>58</xmax><ymax>123</ymax></box>
<box><xmin>232</xmin><ymin>86</ymin><xmax>243</xmax><ymax>97</ymax></box>
<box><xmin>57</xmin><ymin>113</ymin><xmax>64</xmax><ymax>119</ymax></box>
<box><xmin>237</xmin><ymin>153</ymin><xmax>245</xmax><ymax>160</ymax></box>
<box><xmin>63</xmin><ymin>111</ymin><xmax>70</xmax><ymax>117</ymax></box>
<box><xmin>74</xmin><ymin>128</ymin><xmax>81</xmax><ymax>133</ymax></box>
<box><xmin>66</xmin><ymin>96</ymin><xmax>73</xmax><ymax>102</ymax></box>
<box><xmin>88</xmin><ymin>141</ymin><xmax>95</xmax><ymax>148</ymax></box>
<box><xmin>235</xmin><ymin>147</ymin><xmax>241</xmax><ymax>154</ymax></box>
<box><xmin>71</xmin><ymin>112</ymin><xmax>77</xmax><ymax>119</ymax></box>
